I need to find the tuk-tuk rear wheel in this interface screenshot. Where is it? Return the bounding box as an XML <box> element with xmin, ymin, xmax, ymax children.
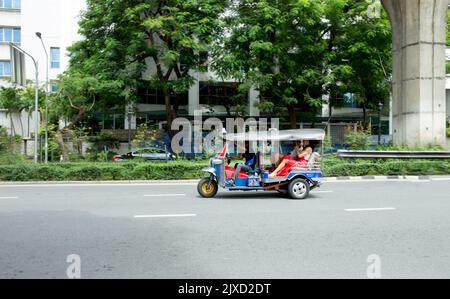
<box><xmin>288</xmin><ymin>178</ymin><xmax>310</xmax><ymax>200</ymax></box>
<box><xmin>198</xmin><ymin>178</ymin><xmax>218</xmax><ymax>198</ymax></box>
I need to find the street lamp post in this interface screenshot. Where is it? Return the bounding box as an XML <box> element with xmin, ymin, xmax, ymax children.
<box><xmin>378</xmin><ymin>101</ymin><xmax>384</xmax><ymax>145</ymax></box>
<box><xmin>127</xmin><ymin>108</ymin><xmax>133</xmax><ymax>151</ymax></box>
<box><xmin>36</xmin><ymin>32</ymin><xmax>49</xmax><ymax>163</ymax></box>
<box><xmin>11</xmin><ymin>43</ymin><xmax>39</xmax><ymax>163</ymax></box>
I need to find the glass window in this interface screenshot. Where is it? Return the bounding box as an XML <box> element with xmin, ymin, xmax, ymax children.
<box><xmin>0</xmin><ymin>0</ymin><xmax>20</xmax><ymax>9</ymax></box>
<box><xmin>0</xmin><ymin>61</ymin><xmax>11</xmax><ymax>77</ymax></box>
<box><xmin>0</xmin><ymin>27</ymin><xmax>20</xmax><ymax>43</ymax></box>
<box><xmin>3</xmin><ymin>0</ymin><xmax>12</xmax><ymax>8</ymax></box>
<box><xmin>4</xmin><ymin>28</ymin><xmax>12</xmax><ymax>42</ymax></box>
<box><xmin>13</xmin><ymin>28</ymin><xmax>20</xmax><ymax>43</ymax></box>
<box><xmin>50</xmin><ymin>82</ymin><xmax>58</xmax><ymax>93</ymax></box>
<box><xmin>51</xmin><ymin>47</ymin><xmax>60</xmax><ymax>69</ymax></box>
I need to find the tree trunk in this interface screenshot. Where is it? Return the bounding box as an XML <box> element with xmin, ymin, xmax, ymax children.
<box><xmin>362</xmin><ymin>104</ymin><xmax>367</xmax><ymax>130</ymax></box>
<box><xmin>164</xmin><ymin>88</ymin><xmax>175</xmax><ymax>137</ymax></box>
<box><xmin>9</xmin><ymin>113</ymin><xmax>15</xmax><ymax>136</ymax></box>
<box><xmin>288</xmin><ymin>105</ymin><xmax>297</xmax><ymax>129</ymax></box>
<box><xmin>56</xmin><ymin>107</ymin><xmax>87</xmax><ymax>161</ymax></box>
<box><xmin>18</xmin><ymin>111</ymin><xmax>24</xmax><ymax>137</ymax></box>
<box><xmin>224</xmin><ymin>104</ymin><xmax>232</xmax><ymax>117</ymax></box>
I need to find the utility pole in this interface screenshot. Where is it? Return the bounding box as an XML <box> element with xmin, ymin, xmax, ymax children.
<box><xmin>36</xmin><ymin>32</ymin><xmax>49</xmax><ymax>163</ymax></box>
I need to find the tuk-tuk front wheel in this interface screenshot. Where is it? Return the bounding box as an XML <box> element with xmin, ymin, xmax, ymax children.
<box><xmin>288</xmin><ymin>178</ymin><xmax>310</xmax><ymax>200</ymax></box>
<box><xmin>198</xmin><ymin>178</ymin><xmax>218</xmax><ymax>198</ymax></box>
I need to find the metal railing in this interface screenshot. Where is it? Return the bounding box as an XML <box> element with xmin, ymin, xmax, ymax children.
<box><xmin>337</xmin><ymin>150</ymin><xmax>450</xmax><ymax>159</ymax></box>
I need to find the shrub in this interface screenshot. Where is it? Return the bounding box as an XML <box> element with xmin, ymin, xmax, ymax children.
<box><xmin>344</xmin><ymin>130</ymin><xmax>371</xmax><ymax>150</ymax></box>
<box><xmin>0</xmin><ymin>159</ymin><xmax>449</xmax><ymax>182</ymax></box>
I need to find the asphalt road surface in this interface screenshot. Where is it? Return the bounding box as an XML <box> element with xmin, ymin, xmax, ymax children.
<box><xmin>0</xmin><ymin>178</ymin><xmax>449</xmax><ymax>279</ymax></box>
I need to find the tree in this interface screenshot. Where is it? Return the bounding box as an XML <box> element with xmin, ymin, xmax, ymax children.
<box><xmin>325</xmin><ymin>0</ymin><xmax>392</xmax><ymax>127</ymax></box>
<box><xmin>212</xmin><ymin>0</ymin><xmax>328</xmax><ymax>128</ymax></box>
<box><xmin>68</xmin><ymin>0</ymin><xmax>228</xmax><ymax>136</ymax></box>
<box><xmin>0</xmin><ymin>86</ymin><xmax>25</xmax><ymax>137</ymax></box>
<box><xmin>212</xmin><ymin>0</ymin><xmax>391</xmax><ymax>128</ymax></box>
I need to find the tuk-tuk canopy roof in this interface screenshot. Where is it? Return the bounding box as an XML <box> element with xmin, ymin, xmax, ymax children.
<box><xmin>223</xmin><ymin>129</ymin><xmax>326</xmax><ymax>142</ymax></box>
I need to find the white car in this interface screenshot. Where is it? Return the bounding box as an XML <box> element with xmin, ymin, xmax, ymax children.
<box><xmin>113</xmin><ymin>147</ymin><xmax>176</xmax><ymax>161</ymax></box>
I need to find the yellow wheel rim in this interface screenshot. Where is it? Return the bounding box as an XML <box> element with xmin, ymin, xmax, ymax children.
<box><xmin>201</xmin><ymin>182</ymin><xmax>214</xmax><ymax>194</ymax></box>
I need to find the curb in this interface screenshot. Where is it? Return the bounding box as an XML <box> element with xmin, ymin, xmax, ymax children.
<box><xmin>0</xmin><ymin>176</ymin><xmax>447</xmax><ymax>185</ymax></box>
<box><xmin>320</xmin><ymin>175</ymin><xmax>432</xmax><ymax>182</ymax></box>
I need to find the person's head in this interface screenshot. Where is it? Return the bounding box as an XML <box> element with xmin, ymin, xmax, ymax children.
<box><xmin>303</xmin><ymin>145</ymin><xmax>313</xmax><ymax>152</ymax></box>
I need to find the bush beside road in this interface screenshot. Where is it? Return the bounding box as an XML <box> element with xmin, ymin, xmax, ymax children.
<box><xmin>0</xmin><ymin>156</ymin><xmax>449</xmax><ymax>181</ymax></box>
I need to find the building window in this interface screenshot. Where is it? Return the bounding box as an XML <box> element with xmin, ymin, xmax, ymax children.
<box><xmin>0</xmin><ymin>61</ymin><xmax>11</xmax><ymax>77</ymax></box>
<box><xmin>50</xmin><ymin>82</ymin><xmax>58</xmax><ymax>93</ymax></box>
<box><xmin>0</xmin><ymin>27</ymin><xmax>21</xmax><ymax>43</ymax></box>
<box><xmin>199</xmin><ymin>82</ymin><xmax>243</xmax><ymax>106</ymax></box>
<box><xmin>50</xmin><ymin>47</ymin><xmax>60</xmax><ymax>69</ymax></box>
<box><xmin>0</xmin><ymin>0</ymin><xmax>21</xmax><ymax>9</ymax></box>
<box><xmin>137</xmin><ymin>87</ymin><xmax>188</xmax><ymax>106</ymax></box>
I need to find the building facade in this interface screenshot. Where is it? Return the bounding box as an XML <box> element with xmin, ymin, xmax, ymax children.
<box><xmin>0</xmin><ymin>0</ymin><xmax>86</xmax><ymax>140</ymax></box>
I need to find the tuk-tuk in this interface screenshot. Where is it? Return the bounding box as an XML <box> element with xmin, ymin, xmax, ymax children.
<box><xmin>197</xmin><ymin>129</ymin><xmax>325</xmax><ymax>200</ymax></box>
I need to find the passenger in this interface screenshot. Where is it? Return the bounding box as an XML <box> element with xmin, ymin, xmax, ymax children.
<box><xmin>269</xmin><ymin>146</ymin><xmax>313</xmax><ymax>178</ymax></box>
<box><xmin>228</xmin><ymin>142</ymin><xmax>257</xmax><ymax>186</ymax></box>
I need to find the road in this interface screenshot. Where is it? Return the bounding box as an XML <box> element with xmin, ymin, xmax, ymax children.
<box><xmin>0</xmin><ymin>178</ymin><xmax>449</xmax><ymax>279</ymax></box>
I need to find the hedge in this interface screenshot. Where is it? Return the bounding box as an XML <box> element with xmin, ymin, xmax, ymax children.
<box><xmin>0</xmin><ymin>161</ymin><xmax>206</xmax><ymax>181</ymax></box>
<box><xmin>0</xmin><ymin>159</ymin><xmax>449</xmax><ymax>181</ymax></box>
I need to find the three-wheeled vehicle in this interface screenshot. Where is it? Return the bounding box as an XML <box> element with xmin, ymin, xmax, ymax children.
<box><xmin>197</xmin><ymin>129</ymin><xmax>325</xmax><ymax>200</ymax></box>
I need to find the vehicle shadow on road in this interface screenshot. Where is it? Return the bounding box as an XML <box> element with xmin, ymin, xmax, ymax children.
<box><xmin>203</xmin><ymin>192</ymin><xmax>322</xmax><ymax>201</ymax></box>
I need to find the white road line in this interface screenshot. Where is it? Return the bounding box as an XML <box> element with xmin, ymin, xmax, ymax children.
<box><xmin>144</xmin><ymin>194</ymin><xmax>186</xmax><ymax>197</ymax></box>
<box><xmin>0</xmin><ymin>196</ymin><xmax>18</xmax><ymax>199</ymax></box>
<box><xmin>312</xmin><ymin>191</ymin><xmax>333</xmax><ymax>193</ymax></box>
<box><xmin>345</xmin><ymin>207</ymin><xmax>396</xmax><ymax>212</ymax></box>
<box><xmin>134</xmin><ymin>214</ymin><xmax>197</xmax><ymax>218</ymax></box>
<box><xmin>432</xmin><ymin>178</ymin><xmax>450</xmax><ymax>181</ymax></box>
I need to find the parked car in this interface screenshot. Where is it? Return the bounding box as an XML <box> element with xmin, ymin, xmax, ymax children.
<box><xmin>112</xmin><ymin>147</ymin><xmax>176</xmax><ymax>161</ymax></box>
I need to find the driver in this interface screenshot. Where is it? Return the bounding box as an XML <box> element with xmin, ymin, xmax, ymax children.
<box><xmin>228</xmin><ymin>142</ymin><xmax>257</xmax><ymax>186</ymax></box>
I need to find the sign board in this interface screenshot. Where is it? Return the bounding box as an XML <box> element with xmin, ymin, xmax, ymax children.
<box><xmin>10</xmin><ymin>44</ymin><xmax>26</xmax><ymax>86</ymax></box>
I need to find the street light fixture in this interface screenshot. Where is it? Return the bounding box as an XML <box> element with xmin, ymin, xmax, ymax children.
<box><xmin>35</xmin><ymin>32</ymin><xmax>49</xmax><ymax>163</ymax></box>
<box><xmin>127</xmin><ymin>107</ymin><xmax>134</xmax><ymax>151</ymax></box>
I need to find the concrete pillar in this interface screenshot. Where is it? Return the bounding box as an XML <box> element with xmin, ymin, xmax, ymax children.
<box><xmin>248</xmin><ymin>86</ymin><xmax>260</xmax><ymax>117</ymax></box>
<box><xmin>382</xmin><ymin>0</ymin><xmax>448</xmax><ymax>146</ymax></box>
<box><xmin>189</xmin><ymin>72</ymin><xmax>200</xmax><ymax>116</ymax></box>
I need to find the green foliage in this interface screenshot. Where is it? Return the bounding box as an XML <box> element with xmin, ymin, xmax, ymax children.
<box><xmin>344</xmin><ymin>130</ymin><xmax>372</xmax><ymax>150</ymax></box>
<box><xmin>212</xmin><ymin>0</ymin><xmax>392</xmax><ymax>126</ymax></box>
<box><xmin>322</xmin><ymin>158</ymin><xmax>450</xmax><ymax>177</ymax></box>
<box><xmin>0</xmin><ymin>158</ymin><xmax>449</xmax><ymax>181</ymax></box>
<box><xmin>0</xmin><ymin>127</ymin><xmax>9</xmax><ymax>153</ymax></box>
<box><xmin>68</xmin><ymin>0</ymin><xmax>228</xmax><ymax>131</ymax></box>
<box><xmin>132</xmin><ymin>124</ymin><xmax>157</xmax><ymax>149</ymax></box>
<box><xmin>323</xmin><ymin>135</ymin><xmax>333</xmax><ymax>153</ymax></box>
<box><xmin>375</xmin><ymin>144</ymin><xmax>446</xmax><ymax>151</ymax></box>
<box><xmin>0</xmin><ymin>161</ymin><xmax>206</xmax><ymax>181</ymax></box>
<box><xmin>213</xmin><ymin>0</ymin><xmax>327</xmax><ymax>124</ymax></box>
<box><xmin>327</xmin><ymin>0</ymin><xmax>392</xmax><ymax>124</ymax></box>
